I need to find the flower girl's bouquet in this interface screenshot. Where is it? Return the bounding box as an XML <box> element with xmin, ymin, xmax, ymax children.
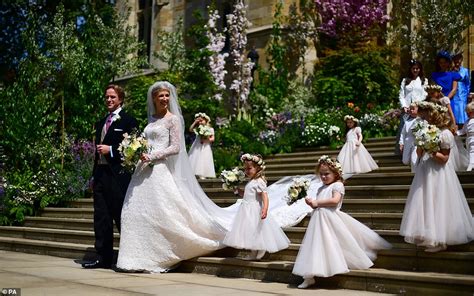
<box><xmin>118</xmin><ymin>130</ymin><xmax>150</xmax><ymax>173</ymax></box>
<box><xmin>220</xmin><ymin>167</ymin><xmax>245</xmax><ymax>191</ymax></box>
<box><xmin>194</xmin><ymin>124</ymin><xmax>213</xmax><ymax>138</ymax></box>
<box><xmin>285</xmin><ymin>177</ymin><xmax>311</xmax><ymax>205</ymax></box>
<box><xmin>412</xmin><ymin>120</ymin><xmax>441</xmax><ymax>153</ymax></box>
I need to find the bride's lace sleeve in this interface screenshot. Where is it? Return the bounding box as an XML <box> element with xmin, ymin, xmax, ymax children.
<box><xmin>149</xmin><ymin>116</ymin><xmax>181</xmax><ymax>161</ymax></box>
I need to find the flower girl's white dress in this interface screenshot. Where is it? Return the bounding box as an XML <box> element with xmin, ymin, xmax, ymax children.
<box><xmin>337</xmin><ymin>127</ymin><xmax>378</xmax><ymax>174</ymax></box>
<box><xmin>292</xmin><ymin>181</ymin><xmax>391</xmax><ymax>278</ymax></box>
<box><xmin>188</xmin><ymin>126</ymin><xmax>216</xmax><ymax>178</ymax></box>
<box><xmin>223</xmin><ymin>178</ymin><xmax>290</xmax><ymax>253</ymax></box>
<box><xmin>400</xmin><ymin>129</ymin><xmax>474</xmax><ymax>247</ymax></box>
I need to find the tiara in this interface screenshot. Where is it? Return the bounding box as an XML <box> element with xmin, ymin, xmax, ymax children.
<box><xmin>318</xmin><ymin>155</ymin><xmax>343</xmax><ymax>176</ymax></box>
<box><xmin>416</xmin><ymin>101</ymin><xmax>448</xmax><ymax>114</ymax></box>
<box><xmin>344</xmin><ymin>115</ymin><xmax>359</xmax><ymax>123</ymax></box>
<box><xmin>424</xmin><ymin>84</ymin><xmax>443</xmax><ymax>92</ymax></box>
<box><xmin>241</xmin><ymin>153</ymin><xmax>266</xmax><ymax>169</ymax></box>
<box><xmin>194</xmin><ymin>112</ymin><xmax>211</xmax><ymax>122</ymax></box>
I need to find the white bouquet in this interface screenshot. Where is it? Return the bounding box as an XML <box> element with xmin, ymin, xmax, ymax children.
<box><xmin>194</xmin><ymin>125</ymin><xmax>213</xmax><ymax>138</ymax></box>
<box><xmin>285</xmin><ymin>177</ymin><xmax>311</xmax><ymax>205</ymax></box>
<box><xmin>412</xmin><ymin>120</ymin><xmax>441</xmax><ymax>153</ymax></box>
<box><xmin>118</xmin><ymin>130</ymin><xmax>149</xmax><ymax>173</ymax></box>
<box><xmin>220</xmin><ymin>167</ymin><xmax>245</xmax><ymax>190</ymax></box>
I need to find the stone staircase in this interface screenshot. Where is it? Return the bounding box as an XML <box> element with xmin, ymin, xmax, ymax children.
<box><xmin>0</xmin><ymin>136</ymin><xmax>473</xmax><ymax>295</ymax></box>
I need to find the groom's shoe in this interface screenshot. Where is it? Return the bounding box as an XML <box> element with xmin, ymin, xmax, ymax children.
<box><xmin>81</xmin><ymin>259</ymin><xmax>111</xmax><ymax>269</ymax></box>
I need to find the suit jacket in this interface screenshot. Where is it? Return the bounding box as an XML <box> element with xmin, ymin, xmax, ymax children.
<box><xmin>93</xmin><ymin>109</ymin><xmax>139</xmax><ymax>183</ymax></box>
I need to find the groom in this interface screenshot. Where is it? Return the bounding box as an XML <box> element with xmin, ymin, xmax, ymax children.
<box><xmin>82</xmin><ymin>84</ymin><xmax>138</xmax><ymax>269</ymax></box>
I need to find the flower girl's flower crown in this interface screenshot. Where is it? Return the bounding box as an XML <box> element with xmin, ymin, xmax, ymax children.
<box><xmin>343</xmin><ymin>115</ymin><xmax>359</xmax><ymax>123</ymax></box>
<box><xmin>416</xmin><ymin>101</ymin><xmax>448</xmax><ymax>114</ymax></box>
<box><xmin>240</xmin><ymin>153</ymin><xmax>266</xmax><ymax>170</ymax></box>
<box><xmin>194</xmin><ymin>112</ymin><xmax>211</xmax><ymax>122</ymax></box>
<box><xmin>424</xmin><ymin>84</ymin><xmax>443</xmax><ymax>92</ymax></box>
<box><xmin>318</xmin><ymin>155</ymin><xmax>343</xmax><ymax>176</ymax></box>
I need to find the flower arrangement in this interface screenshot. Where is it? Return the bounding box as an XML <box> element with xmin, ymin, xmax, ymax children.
<box><xmin>220</xmin><ymin>167</ymin><xmax>246</xmax><ymax>190</ymax></box>
<box><xmin>344</xmin><ymin>115</ymin><xmax>359</xmax><ymax>122</ymax></box>
<box><xmin>118</xmin><ymin>130</ymin><xmax>149</xmax><ymax>173</ymax></box>
<box><xmin>194</xmin><ymin>124</ymin><xmax>213</xmax><ymax>138</ymax></box>
<box><xmin>240</xmin><ymin>153</ymin><xmax>265</xmax><ymax>169</ymax></box>
<box><xmin>416</xmin><ymin>101</ymin><xmax>448</xmax><ymax>114</ymax></box>
<box><xmin>194</xmin><ymin>112</ymin><xmax>211</xmax><ymax>122</ymax></box>
<box><xmin>412</xmin><ymin>120</ymin><xmax>441</xmax><ymax>153</ymax></box>
<box><xmin>285</xmin><ymin>177</ymin><xmax>311</xmax><ymax>205</ymax></box>
<box><xmin>318</xmin><ymin>155</ymin><xmax>343</xmax><ymax>176</ymax></box>
<box><xmin>424</xmin><ymin>84</ymin><xmax>443</xmax><ymax>93</ymax></box>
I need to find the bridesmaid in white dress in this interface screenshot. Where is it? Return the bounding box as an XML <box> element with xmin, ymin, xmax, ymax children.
<box><xmin>223</xmin><ymin>154</ymin><xmax>290</xmax><ymax>260</ymax></box>
<box><xmin>293</xmin><ymin>155</ymin><xmax>391</xmax><ymax>289</ymax></box>
<box><xmin>337</xmin><ymin>115</ymin><xmax>378</xmax><ymax>174</ymax></box>
<box><xmin>400</xmin><ymin>101</ymin><xmax>474</xmax><ymax>252</ymax></box>
<box><xmin>188</xmin><ymin>113</ymin><xmax>216</xmax><ymax>178</ymax></box>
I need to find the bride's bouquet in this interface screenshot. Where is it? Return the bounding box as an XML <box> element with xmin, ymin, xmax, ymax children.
<box><xmin>118</xmin><ymin>130</ymin><xmax>150</xmax><ymax>173</ymax></box>
<box><xmin>411</xmin><ymin>120</ymin><xmax>441</xmax><ymax>153</ymax></box>
<box><xmin>285</xmin><ymin>177</ymin><xmax>311</xmax><ymax>205</ymax></box>
<box><xmin>194</xmin><ymin>124</ymin><xmax>213</xmax><ymax>138</ymax></box>
<box><xmin>220</xmin><ymin>167</ymin><xmax>245</xmax><ymax>191</ymax></box>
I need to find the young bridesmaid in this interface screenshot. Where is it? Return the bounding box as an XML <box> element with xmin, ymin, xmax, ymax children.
<box><xmin>400</xmin><ymin>101</ymin><xmax>474</xmax><ymax>252</ymax></box>
<box><xmin>337</xmin><ymin>115</ymin><xmax>378</xmax><ymax>174</ymax></box>
<box><xmin>223</xmin><ymin>153</ymin><xmax>290</xmax><ymax>260</ymax></box>
<box><xmin>293</xmin><ymin>156</ymin><xmax>391</xmax><ymax>289</ymax></box>
<box><xmin>188</xmin><ymin>112</ymin><xmax>216</xmax><ymax>178</ymax></box>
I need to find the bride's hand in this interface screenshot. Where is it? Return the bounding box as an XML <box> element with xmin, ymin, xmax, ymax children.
<box><xmin>140</xmin><ymin>153</ymin><xmax>151</xmax><ymax>162</ymax></box>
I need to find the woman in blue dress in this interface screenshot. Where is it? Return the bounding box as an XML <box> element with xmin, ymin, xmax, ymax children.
<box><xmin>431</xmin><ymin>51</ymin><xmax>462</xmax><ymax>125</ymax></box>
<box><xmin>452</xmin><ymin>53</ymin><xmax>471</xmax><ymax>126</ymax></box>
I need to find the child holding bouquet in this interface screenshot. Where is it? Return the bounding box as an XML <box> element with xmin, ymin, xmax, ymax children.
<box><xmin>400</xmin><ymin>101</ymin><xmax>474</xmax><ymax>252</ymax></box>
<box><xmin>223</xmin><ymin>154</ymin><xmax>290</xmax><ymax>260</ymax></box>
<box><xmin>293</xmin><ymin>155</ymin><xmax>391</xmax><ymax>289</ymax></box>
<box><xmin>337</xmin><ymin>115</ymin><xmax>378</xmax><ymax>174</ymax></box>
<box><xmin>188</xmin><ymin>112</ymin><xmax>216</xmax><ymax>178</ymax></box>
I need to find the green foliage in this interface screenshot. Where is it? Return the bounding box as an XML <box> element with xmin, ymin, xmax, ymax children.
<box><xmin>312</xmin><ymin>48</ymin><xmax>398</xmax><ymax>110</ymax></box>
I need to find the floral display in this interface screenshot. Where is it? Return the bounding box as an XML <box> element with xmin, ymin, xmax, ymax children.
<box><xmin>118</xmin><ymin>130</ymin><xmax>150</xmax><ymax>173</ymax></box>
<box><xmin>194</xmin><ymin>125</ymin><xmax>213</xmax><ymax>138</ymax></box>
<box><xmin>220</xmin><ymin>167</ymin><xmax>246</xmax><ymax>190</ymax></box>
<box><xmin>285</xmin><ymin>177</ymin><xmax>311</xmax><ymax>205</ymax></box>
<box><xmin>412</xmin><ymin>120</ymin><xmax>441</xmax><ymax>154</ymax></box>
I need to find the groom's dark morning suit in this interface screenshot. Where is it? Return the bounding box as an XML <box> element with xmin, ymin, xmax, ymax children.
<box><xmin>91</xmin><ymin>109</ymin><xmax>138</xmax><ymax>267</ymax></box>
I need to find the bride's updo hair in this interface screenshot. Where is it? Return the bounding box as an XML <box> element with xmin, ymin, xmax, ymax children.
<box><xmin>316</xmin><ymin>155</ymin><xmax>343</xmax><ymax>181</ymax></box>
<box><xmin>151</xmin><ymin>84</ymin><xmax>170</xmax><ymax>97</ymax></box>
<box><xmin>241</xmin><ymin>153</ymin><xmax>266</xmax><ymax>182</ymax></box>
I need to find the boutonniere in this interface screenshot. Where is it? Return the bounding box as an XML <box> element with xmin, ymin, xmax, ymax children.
<box><xmin>112</xmin><ymin>114</ymin><xmax>121</xmax><ymax>123</ymax></box>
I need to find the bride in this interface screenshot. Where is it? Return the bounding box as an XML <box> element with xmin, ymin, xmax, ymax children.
<box><xmin>116</xmin><ymin>81</ymin><xmax>324</xmax><ymax>272</ymax></box>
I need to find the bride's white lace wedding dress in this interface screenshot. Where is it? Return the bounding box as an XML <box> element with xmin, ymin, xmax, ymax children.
<box><xmin>116</xmin><ymin>115</ymin><xmax>227</xmax><ymax>272</ymax></box>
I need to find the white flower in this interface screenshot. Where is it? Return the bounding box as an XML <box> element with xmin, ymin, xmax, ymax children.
<box><xmin>112</xmin><ymin>114</ymin><xmax>121</xmax><ymax>122</ymax></box>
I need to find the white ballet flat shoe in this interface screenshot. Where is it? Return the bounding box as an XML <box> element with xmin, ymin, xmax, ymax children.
<box><xmin>242</xmin><ymin>250</ymin><xmax>258</xmax><ymax>261</ymax></box>
<box><xmin>424</xmin><ymin>245</ymin><xmax>447</xmax><ymax>253</ymax></box>
<box><xmin>467</xmin><ymin>164</ymin><xmax>473</xmax><ymax>171</ymax></box>
<box><xmin>297</xmin><ymin>278</ymin><xmax>315</xmax><ymax>289</ymax></box>
<box><xmin>255</xmin><ymin>250</ymin><xmax>266</xmax><ymax>260</ymax></box>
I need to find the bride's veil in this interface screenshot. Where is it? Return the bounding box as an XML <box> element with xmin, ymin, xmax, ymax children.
<box><xmin>146</xmin><ymin>81</ymin><xmax>238</xmax><ymax>233</ymax></box>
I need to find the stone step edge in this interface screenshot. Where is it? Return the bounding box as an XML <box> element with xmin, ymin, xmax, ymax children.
<box><xmin>1</xmin><ymin>227</ymin><xmax>472</xmax><ymax>260</ymax></box>
<box><xmin>185</xmin><ymin>257</ymin><xmax>474</xmax><ymax>286</ymax></box>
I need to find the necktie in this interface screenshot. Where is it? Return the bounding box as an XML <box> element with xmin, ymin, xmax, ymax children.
<box><xmin>105</xmin><ymin>113</ymin><xmax>113</xmax><ymax>133</ymax></box>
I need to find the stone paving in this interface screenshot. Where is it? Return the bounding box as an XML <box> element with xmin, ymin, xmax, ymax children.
<box><xmin>0</xmin><ymin>251</ymin><xmax>394</xmax><ymax>296</ymax></box>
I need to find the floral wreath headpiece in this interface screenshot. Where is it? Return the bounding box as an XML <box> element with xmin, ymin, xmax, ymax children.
<box><xmin>424</xmin><ymin>84</ymin><xmax>443</xmax><ymax>93</ymax></box>
<box><xmin>344</xmin><ymin>115</ymin><xmax>359</xmax><ymax>123</ymax></box>
<box><xmin>318</xmin><ymin>155</ymin><xmax>343</xmax><ymax>176</ymax></box>
<box><xmin>241</xmin><ymin>153</ymin><xmax>266</xmax><ymax>170</ymax></box>
<box><xmin>416</xmin><ymin>101</ymin><xmax>448</xmax><ymax>114</ymax></box>
<box><xmin>195</xmin><ymin>112</ymin><xmax>211</xmax><ymax>122</ymax></box>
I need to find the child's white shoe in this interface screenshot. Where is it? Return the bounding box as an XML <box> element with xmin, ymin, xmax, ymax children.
<box><xmin>256</xmin><ymin>250</ymin><xmax>266</xmax><ymax>260</ymax></box>
<box><xmin>242</xmin><ymin>250</ymin><xmax>258</xmax><ymax>261</ymax></box>
<box><xmin>424</xmin><ymin>244</ymin><xmax>447</xmax><ymax>253</ymax></box>
<box><xmin>297</xmin><ymin>278</ymin><xmax>315</xmax><ymax>289</ymax></box>
<box><xmin>467</xmin><ymin>164</ymin><xmax>473</xmax><ymax>171</ymax></box>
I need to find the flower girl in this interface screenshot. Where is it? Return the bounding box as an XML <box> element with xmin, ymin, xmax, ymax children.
<box><xmin>223</xmin><ymin>153</ymin><xmax>290</xmax><ymax>260</ymax></box>
<box><xmin>337</xmin><ymin>115</ymin><xmax>378</xmax><ymax>174</ymax></box>
<box><xmin>293</xmin><ymin>156</ymin><xmax>391</xmax><ymax>289</ymax></box>
<box><xmin>400</xmin><ymin>101</ymin><xmax>474</xmax><ymax>252</ymax></box>
<box><xmin>188</xmin><ymin>112</ymin><xmax>216</xmax><ymax>178</ymax></box>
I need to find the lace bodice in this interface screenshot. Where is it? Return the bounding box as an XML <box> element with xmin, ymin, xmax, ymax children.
<box><xmin>346</xmin><ymin>127</ymin><xmax>361</xmax><ymax>142</ymax></box>
<box><xmin>144</xmin><ymin>115</ymin><xmax>181</xmax><ymax>161</ymax></box>
<box><xmin>315</xmin><ymin>182</ymin><xmax>345</xmax><ymax>210</ymax></box>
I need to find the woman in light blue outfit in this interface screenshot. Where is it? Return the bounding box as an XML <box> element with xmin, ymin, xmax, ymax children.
<box><xmin>453</xmin><ymin>53</ymin><xmax>471</xmax><ymax>126</ymax></box>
